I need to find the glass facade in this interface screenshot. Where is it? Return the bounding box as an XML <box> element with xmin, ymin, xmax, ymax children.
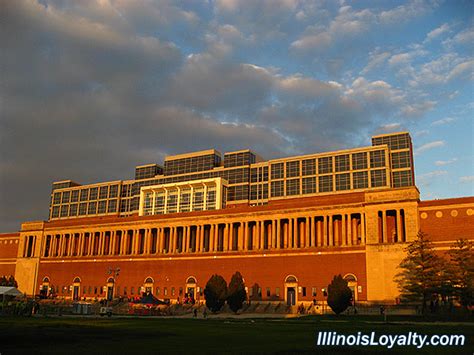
<box><xmin>49</xmin><ymin>132</ymin><xmax>415</xmax><ymax>220</ymax></box>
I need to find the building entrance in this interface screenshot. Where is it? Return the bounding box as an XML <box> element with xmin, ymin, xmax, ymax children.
<box><xmin>287</xmin><ymin>287</ymin><xmax>296</xmax><ymax>306</ymax></box>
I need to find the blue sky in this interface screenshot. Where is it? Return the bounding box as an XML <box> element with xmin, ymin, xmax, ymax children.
<box><xmin>1</xmin><ymin>0</ymin><xmax>473</xmax><ymax>231</ymax></box>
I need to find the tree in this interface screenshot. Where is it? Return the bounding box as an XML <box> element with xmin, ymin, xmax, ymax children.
<box><xmin>327</xmin><ymin>275</ymin><xmax>352</xmax><ymax>315</ymax></box>
<box><xmin>227</xmin><ymin>272</ymin><xmax>246</xmax><ymax>313</ymax></box>
<box><xmin>0</xmin><ymin>275</ymin><xmax>18</xmax><ymax>287</ymax></box>
<box><xmin>395</xmin><ymin>231</ymin><xmax>444</xmax><ymax>313</ymax></box>
<box><xmin>449</xmin><ymin>238</ymin><xmax>474</xmax><ymax>309</ymax></box>
<box><xmin>204</xmin><ymin>274</ymin><xmax>227</xmax><ymax>313</ymax></box>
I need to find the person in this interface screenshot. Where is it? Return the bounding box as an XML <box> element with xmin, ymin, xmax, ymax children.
<box><xmin>380</xmin><ymin>305</ymin><xmax>385</xmax><ymax>316</ymax></box>
<box><xmin>203</xmin><ymin>308</ymin><xmax>207</xmax><ymax>319</ymax></box>
<box><xmin>193</xmin><ymin>308</ymin><xmax>197</xmax><ymax>318</ymax></box>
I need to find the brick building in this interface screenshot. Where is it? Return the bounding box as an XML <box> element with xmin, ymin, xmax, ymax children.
<box><xmin>1</xmin><ymin>132</ymin><xmax>472</xmax><ymax>305</ymax></box>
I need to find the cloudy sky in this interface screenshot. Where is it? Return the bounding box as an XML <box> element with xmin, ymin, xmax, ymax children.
<box><xmin>1</xmin><ymin>0</ymin><xmax>473</xmax><ymax>232</ymax></box>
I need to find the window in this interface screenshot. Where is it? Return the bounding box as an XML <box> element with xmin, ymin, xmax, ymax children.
<box><xmin>156</xmin><ymin>287</ymin><xmax>160</xmax><ymax>295</ymax></box>
<box><xmin>107</xmin><ymin>185</ymin><xmax>118</xmax><ymax>199</ymax></box>
<box><xmin>302</xmin><ymin>287</ymin><xmax>306</xmax><ymax>297</ymax></box>
<box><xmin>276</xmin><ymin>287</ymin><xmax>280</xmax><ymax>297</ymax></box>
<box><xmin>89</xmin><ymin>187</ymin><xmax>98</xmax><ymax>200</ymax></box>
<box><xmin>124</xmin><ymin>287</ymin><xmax>127</xmax><ymax>295</ymax></box>
<box><xmin>302</xmin><ymin>159</ymin><xmax>316</xmax><ymax>176</ymax></box>
<box><xmin>53</xmin><ymin>192</ymin><xmax>61</xmax><ymax>204</ymax></box>
<box><xmin>393</xmin><ymin>170</ymin><xmax>413</xmax><ymax>187</ymax></box>
<box><xmin>69</xmin><ymin>203</ymin><xmax>78</xmax><ymax>216</ymax></box>
<box><xmin>99</xmin><ymin>186</ymin><xmax>108</xmax><ymax>199</ymax></box>
<box><xmin>70</xmin><ymin>190</ymin><xmax>79</xmax><ymax>202</ymax></box>
<box><xmin>370</xmin><ymin>150</ymin><xmax>386</xmax><ymax>168</ymax></box>
<box><xmin>80</xmin><ymin>189</ymin><xmax>89</xmax><ymax>201</ymax></box>
<box><xmin>52</xmin><ymin>206</ymin><xmax>60</xmax><ymax>218</ymax></box>
<box><xmin>108</xmin><ymin>199</ymin><xmax>117</xmax><ymax>213</ymax></box>
<box><xmin>353</xmin><ymin>171</ymin><xmax>368</xmax><ymax>189</ymax></box>
<box><xmin>131</xmin><ymin>287</ymin><xmax>134</xmax><ymax>295</ymax></box>
<box><xmin>266</xmin><ymin>287</ymin><xmax>271</xmax><ymax>297</ymax></box>
<box><xmin>335</xmin><ymin>173</ymin><xmax>350</xmax><ymax>191</ymax></box>
<box><xmin>371</xmin><ymin>169</ymin><xmax>387</xmax><ymax>187</ymax></box>
<box><xmin>271</xmin><ymin>163</ymin><xmax>284</xmax><ymax>179</ymax></box>
<box><xmin>60</xmin><ymin>205</ymin><xmax>69</xmax><ymax>217</ymax></box>
<box><xmin>335</xmin><ymin>155</ymin><xmax>350</xmax><ymax>172</ymax></box>
<box><xmin>61</xmin><ymin>191</ymin><xmax>70</xmax><ymax>203</ymax></box>
<box><xmin>167</xmin><ymin>191</ymin><xmax>178</xmax><ymax>213</ymax></box>
<box><xmin>319</xmin><ymin>175</ymin><xmax>333</xmax><ymax>192</ymax></box>
<box><xmin>164</xmin><ymin>287</ymin><xmax>168</xmax><ymax>296</ymax></box>
<box><xmin>171</xmin><ymin>287</ymin><xmax>175</xmax><ymax>296</ymax></box>
<box><xmin>318</xmin><ymin>157</ymin><xmax>333</xmax><ymax>174</ymax></box>
<box><xmin>312</xmin><ymin>287</ymin><xmax>317</xmax><ymax>297</ymax></box>
<box><xmin>286</xmin><ymin>179</ymin><xmax>300</xmax><ymax>195</ymax></box>
<box><xmin>98</xmin><ymin>200</ymin><xmax>107</xmax><ymax>214</ymax></box>
<box><xmin>271</xmin><ymin>181</ymin><xmax>284</xmax><ymax>197</ymax></box>
<box><xmin>87</xmin><ymin>202</ymin><xmax>97</xmax><ymax>215</ymax></box>
<box><xmin>302</xmin><ymin>177</ymin><xmax>316</xmax><ymax>194</ymax></box>
<box><xmin>391</xmin><ymin>151</ymin><xmax>411</xmax><ymax>169</ymax></box>
<box><xmin>286</xmin><ymin>161</ymin><xmax>300</xmax><ymax>178</ymax></box>
<box><xmin>78</xmin><ymin>203</ymin><xmax>87</xmax><ymax>216</ymax></box>
<box><xmin>352</xmin><ymin>152</ymin><xmax>367</xmax><ymax>170</ymax></box>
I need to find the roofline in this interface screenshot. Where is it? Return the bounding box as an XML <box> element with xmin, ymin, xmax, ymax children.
<box><xmin>371</xmin><ymin>131</ymin><xmax>410</xmax><ymax>139</ymax></box>
<box><xmin>164</xmin><ymin>149</ymin><xmax>221</xmax><ymax>161</ymax></box>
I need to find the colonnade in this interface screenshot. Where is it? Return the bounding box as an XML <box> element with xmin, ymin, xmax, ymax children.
<box><xmin>39</xmin><ymin>212</ymin><xmax>373</xmax><ymax>258</ymax></box>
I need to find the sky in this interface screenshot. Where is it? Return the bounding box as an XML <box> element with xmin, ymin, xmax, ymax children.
<box><xmin>1</xmin><ymin>0</ymin><xmax>473</xmax><ymax>232</ymax></box>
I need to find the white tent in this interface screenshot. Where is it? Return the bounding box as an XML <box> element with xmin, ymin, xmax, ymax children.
<box><xmin>0</xmin><ymin>286</ymin><xmax>23</xmax><ymax>297</ymax></box>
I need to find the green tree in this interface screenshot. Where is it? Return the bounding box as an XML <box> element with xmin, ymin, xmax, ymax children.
<box><xmin>449</xmin><ymin>238</ymin><xmax>474</xmax><ymax>309</ymax></box>
<box><xmin>395</xmin><ymin>231</ymin><xmax>444</xmax><ymax>313</ymax></box>
<box><xmin>0</xmin><ymin>275</ymin><xmax>18</xmax><ymax>287</ymax></box>
<box><xmin>227</xmin><ymin>271</ymin><xmax>246</xmax><ymax>313</ymax></box>
<box><xmin>327</xmin><ymin>275</ymin><xmax>352</xmax><ymax>315</ymax></box>
<box><xmin>204</xmin><ymin>274</ymin><xmax>228</xmax><ymax>313</ymax></box>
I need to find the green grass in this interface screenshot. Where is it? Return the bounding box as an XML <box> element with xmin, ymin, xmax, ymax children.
<box><xmin>0</xmin><ymin>315</ymin><xmax>472</xmax><ymax>354</ymax></box>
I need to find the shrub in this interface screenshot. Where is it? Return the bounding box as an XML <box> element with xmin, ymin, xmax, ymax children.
<box><xmin>204</xmin><ymin>274</ymin><xmax>227</xmax><ymax>313</ymax></box>
<box><xmin>327</xmin><ymin>275</ymin><xmax>352</xmax><ymax>315</ymax></box>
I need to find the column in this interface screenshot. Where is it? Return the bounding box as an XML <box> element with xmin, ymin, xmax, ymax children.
<box><xmin>322</xmin><ymin>217</ymin><xmax>327</xmax><ymax>246</ymax></box>
<box><xmin>292</xmin><ymin>218</ymin><xmax>298</xmax><ymax>249</ymax></box>
<box><xmin>361</xmin><ymin>214</ymin><xmax>366</xmax><ymax>245</ymax></box>
<box><xmin>305</xmin><ymin>217</ymin><xmax>310</xmax><ymax>248</ymax></box>
<box><xmin>317</xmin><ymin>218</ymin><xmax>322</xmax><ymax>247</ymax></box>
<box><xmin>382</xmin><ymin>210</ymin><xmax>387</xmax><ymax>243</ymax></box>
<box><xmin>328</xmin><ymin>216</ymin><xmax>333</xmax><ymax>246</ymax></box>
<box><xmin>311</xmin><ymin>216</ymin><xmax>316</xmax><ymax>247</ymax></box>
<box><xmin>121</xmin><ymin>230</ymin><xmax>127</xmax><ymax>255</ymax></box>
<box><xmin>276</xmin><ymin>219</ymin><xmax>281</xmax><ymax>249</ymax></box>
<box><xmin>342</xmin><ymin>215</ymin><xmax>347</xmax><ymax>246</ymax></box>
<box><xmin>209</xmin><ymin>225</ymin><xmax>214</xmax><ymax>252</ymax></box>
<box><xmin>347</xmin><ymin>216</ymin><xmax>352</xmax><ymax>246</ymax></box>
<box><xmin>243</xmin><ymin>222</ymin><xmax>248</xmax><ymax>251</ymax></box>
<box><xmin>284</xmin><ymin>220</ymin><xmax>289</xmax><ymax>249</ymax></box>
<box><xmin>396</xmin><ymin>210</ymin><xmax>403</xmax><ymax>242</ymax></box>
<box><xmin>238</xmin><ymin>222</ymin><xmax>244</xmax><ymax>251</ymax></box>
<box><xmin>223</xmin><ymin>224</ymin><xmax>229</xmax><ymax>251</ymax></box>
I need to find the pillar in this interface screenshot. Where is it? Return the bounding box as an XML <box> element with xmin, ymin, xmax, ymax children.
<box><xmin>382</xmin><ymin>210</ymin><xmax>387</xmax><ymax>243</ymax></box>
<box><xmin>276</xmin><ymin>219</ymin><xmax>281</xmax><ymax>249</ymax></box>
<box><xmin>328</xmin><ymin>216</ymin><xmax>333</xmax><ymax>246</ymax></box>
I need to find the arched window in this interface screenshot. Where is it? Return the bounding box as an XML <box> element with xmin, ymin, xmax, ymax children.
<box><xmin>186</xmin><ymin>277</ymin><xmax>196</xmax><ymax>284</ymax></box>
<box><xmin>107</xmin><ymin>277</ymin><xmax>115</xmax><ymax>284</ymax></box>
<box><xmin>73</xmin><ymin>277</ymin><xmax>81</xmax><ymax>283</ymax></box>
<box><xmin>144</xmin><ymin>277</ymin><xmax>154</xmax><ymax>284</ymax></box>
<box><xmin>42</xmin><ymin>277</ymin><xmax>50</xmax><ymax>283</ymax></box>
<box><xmin>343</xmin><ymin>274</ymin><xmax>357</xmax><ymax>282</ymax></box>
<box><xmin>285</xmin><ymin>275</ymin><xmax>298</xmax><ymax>283</ymax></box>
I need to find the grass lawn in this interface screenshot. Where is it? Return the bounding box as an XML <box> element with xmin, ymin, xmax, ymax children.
<box><xmin>0</xmin><ymin>315</ymin><xmax>472</xmax><ymax>354</ymax></box>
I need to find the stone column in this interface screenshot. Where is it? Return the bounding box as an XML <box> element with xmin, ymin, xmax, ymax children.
<box><xmin>284</xmin><ymin>220</ymin><xmax>289</xmax><ymax>249</ymax></box>
<box><xmin>328</xmin><ymin>216</ymin><xmax>333</xmax><ymax>247</ymax></box>
<box><xmin>276</xmin><ymin>219</ymin><xmax>281</xmax><ymax>249</ymax></box>
<box><xmin>361</xmin><ymin>214</ymin><xmax>366</xmax><ymax>245</ymax></box>
<box><xmin>238</xmin><ymin>223</ymin><xmax>244</xmax><ymax>251</ymax></box>
<box><xmin>223</xmin><ymin>224</ymin><xmax>229</xmax><ymax>251</ymax></box>
<box><xmin>347</xmin><ymin>217</ymin><xmax>353</xmax><ymax>246</ymax></box>
<box><xmin>342</xmin><ymin>215</ymin><xmax>347</xmax><ymax>246</ymax></box>
<box><xmin>311</xmin><ymin>216</ymin><xmax>316</xmax><ymax>247</ymax></box>
<box><xmin>396</xmin><ymin>209</ymin><xmax>404</xmax><ymax>242</ymax></box>
<box><xmin>382</xmin><ymin>210</ymin><xmax>387</xmax><ymax>243</ymax></box>
<box><xmin>305</xmin><ymin>217</ymin><xmax>310</xmax><ymax>248</ymax></box>
<box><xmin>243</xmin><ymin>222</ymin><xmax>248</xmax><ymax>251</ymax></box>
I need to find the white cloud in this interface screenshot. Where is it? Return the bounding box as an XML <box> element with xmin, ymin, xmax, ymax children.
<box><xmin>400</xmin><ymin>100</ymin><xmax>436</xmax><ymax>117</ymax></box>
<box><xmin>432</xmin><ymin>117</ymin><xmax>456</xmax><ymax>126</ymax></box>
<box><xmin>417</xmin><ymin>170</ymin><xmax>448</xmax><ymax>187</ymax></box>
<box><xmin>459</xmin><ymin>176</ymin><xmax>474</xmax><ymax>183</ymax></box>
<box><xmin>425</xmin><ymin>23</ymin><xmax>450</xmax><ymax>42</ymax></box>
<box><xmin>361</xmin><ymin>51</ymin><xmax>391</xmax><ymax>74</ymax></box>
<box><xmin>377</xmin><ymin>123</ymin><xmax>402</xmax><ymax>132</ymax></box>
<box><xmin>415</xmin><ymin>140</ymin><xmax>445</xmax><ymax>155</ymax></box>
<box><xmin>435</xmin><ymin>158</ymin><xmax>457</xmax><ymax>166</ymax></box>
